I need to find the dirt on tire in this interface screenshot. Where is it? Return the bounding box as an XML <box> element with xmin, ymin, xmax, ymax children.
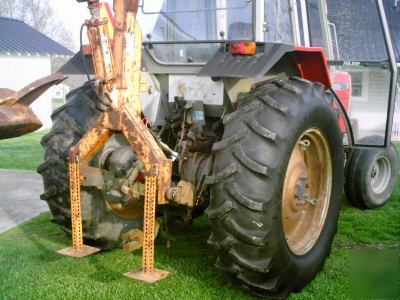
<box><xmin>207</xmin><ymin>77</ymin><xmax>344</xmax><ymax>297</ymax></box>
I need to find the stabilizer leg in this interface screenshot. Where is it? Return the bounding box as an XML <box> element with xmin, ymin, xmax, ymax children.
<box><xmin>124</xmin><ymin>174</ymin><xmax>169</xmax><ymax>283</ymax></box>
<box><xmin>57</xmin><ymin>117</ymin><xmax>112</xmax><ymax>257</ymax></box>
<box><xmin>57</xmin><ymin>157</ymin><xmax>101</xmax><ymax>257</ymax></box>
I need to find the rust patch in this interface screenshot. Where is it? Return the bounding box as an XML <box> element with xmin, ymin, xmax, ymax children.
<box><xmin>125</xmin><ymin>0</ymin><xmax>139</xmax><ymax>13</ymax></box>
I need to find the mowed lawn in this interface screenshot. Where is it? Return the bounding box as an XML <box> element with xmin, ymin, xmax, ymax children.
<box><xmin>0</xmin><ymin>130</ymin><xmax>49</xmax><ymax>171</ymax></box>
<box><xmin>0</xmin><ymin>132</ymin><xmax>399</xmax><ymax>299</ymax></box>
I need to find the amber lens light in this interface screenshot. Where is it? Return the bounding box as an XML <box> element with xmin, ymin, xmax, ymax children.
<box><xmin>229</xmin><ymin>42</ymin><xmax>257</xmax><ymax>55</ymax></box>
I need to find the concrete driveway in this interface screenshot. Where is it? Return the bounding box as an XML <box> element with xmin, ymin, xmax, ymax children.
<box><xmin>0</xmin><ymin>169</ymin><xmax>48</xmax><ymax>233</ymax></box>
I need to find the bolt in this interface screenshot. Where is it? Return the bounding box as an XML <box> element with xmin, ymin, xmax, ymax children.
<box><xmin>166</xmin><ymin>188</ymin><xmax>178</xmax><ymax>201</ymax></box>
<box><xmin>307</xmin><ymin>197</ymin><xmax>317</xmax><ymax>206</ymax></box>
<box><xmin>296</xmin><ymin>200</ymin><xmax>305</xmax><ymax>206</ymax></box>
<box><xmin>298</xmin><ymin>139</ymin><xmax>311</xmax><ymax>151</ymax></box>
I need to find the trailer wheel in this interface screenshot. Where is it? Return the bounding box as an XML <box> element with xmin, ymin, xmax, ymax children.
<box><xmin>37</xmin><ymin>83</ymin><xmax>142</xmax><ymax>249</ymax></box>
<box><xmin>345</xmin><ymin>136</ymin><xmax>399</xmax><ymax>209</ymax></box>
<box><xmin>207</xmin><ymin>77</ymin><xmax>344</xmax><ymax>297</ymax></box>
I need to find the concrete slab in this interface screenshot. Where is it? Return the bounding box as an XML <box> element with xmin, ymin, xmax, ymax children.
<box><xmin>0</xmin><ymin>169</ymin><xmax>48</xmax><ymax>233</ymax></box>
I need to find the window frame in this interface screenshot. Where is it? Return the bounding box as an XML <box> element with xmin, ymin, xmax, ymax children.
<box><xmin>349</xmin><ymin>71</ymin><xmax>369</xmax><ymax>102</ymax></box>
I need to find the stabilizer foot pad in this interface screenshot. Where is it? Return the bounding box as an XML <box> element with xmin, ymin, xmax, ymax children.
<box><xmin>57</xmin><ymin>245</ymin><xmax>101</xmax><ymax>257</ymax></box>
<box><xmin>124</xmin><ymin>268</ymin><xmax>170</xmax><ymax>283</ymax></box>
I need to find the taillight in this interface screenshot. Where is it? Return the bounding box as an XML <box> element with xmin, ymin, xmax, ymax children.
<box><xmin>229</xmin><ymin>42</ymin><xmax>257</xmax><ymax>55</ymax></box>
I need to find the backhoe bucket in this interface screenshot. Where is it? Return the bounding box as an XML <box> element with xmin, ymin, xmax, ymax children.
<box><xmin>0</xmin><ymin>72</ymin><xmax>67</xmax><ymax>140</ymax></box>
<box><xmin>0</xmin><ymin>104</ymin><xmax>42</xmax><ymax>139</ymax></box>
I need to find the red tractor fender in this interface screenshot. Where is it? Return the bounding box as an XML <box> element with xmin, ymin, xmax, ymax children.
<box><xmin>332</xmin><ymin>72</ymin><xmax>352</xmax><ymax>132</ymax></box>
<box><xmin>293</xmin><ymin>46</ymin><xmax>332</xmax><ymax>90</ymax></box>
<box><xmin>293</xmin><ymin>48</ymin><xmax>354</xmax><ymax>138</ymax></box>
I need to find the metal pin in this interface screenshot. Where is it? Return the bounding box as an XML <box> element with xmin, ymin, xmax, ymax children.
<box><xmin>298</xmin><ymin>139</ymin><xmax>311</xmax><ymax>151</ymax></box>
<box><xmin>307</xmin><ymin>197</ymin><xmax>317</xmax><ymax>206</ymax></box>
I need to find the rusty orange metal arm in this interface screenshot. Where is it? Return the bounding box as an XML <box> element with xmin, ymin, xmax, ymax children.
<box><xmin>121</xmin><ymin>104</ymin><xmax>172</xmax><ymax>204</ymax></box>
<box><xmin>69</xmin><ymin>114</ymin><xmax>113</xmax><ymax>163</ymax></box>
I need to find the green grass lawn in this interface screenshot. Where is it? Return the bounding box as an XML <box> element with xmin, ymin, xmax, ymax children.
<box><xmin>0</xmin><ymin>136</ymin><xmax>398</xmax><ymax>299</ymax></box>
<box><xmin>0</xmin><ymin>130</ymin><xmax>48</xmax><ymax>171</ymax></box>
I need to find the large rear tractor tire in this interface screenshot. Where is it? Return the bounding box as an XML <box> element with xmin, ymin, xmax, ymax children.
<box><xmin>345</xmin><ymin>135</ymin><xmax>399</xmax><ymax>209</ymax></box>
<box><xmin>207</xmin><ymin>77</ymin><xmax>344</xmax><ymax>297</ymax></box>
<box><xmin>38</xmin><ymin>84</ymin><xmax>142</xmax><ymax>249</ymax></box>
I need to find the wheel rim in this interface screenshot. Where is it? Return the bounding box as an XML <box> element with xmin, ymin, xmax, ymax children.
<box><xmin>370</xmin><ymin>156</ymin><xmax>391</xmax><ymax>195</ymax></box>
<box><xmin>282</xmin><ymin>128</ymin><xmax>332</xmax><ymax>256</ymax></box>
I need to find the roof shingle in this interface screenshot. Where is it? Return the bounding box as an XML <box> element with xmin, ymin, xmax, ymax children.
<box><xmin>0</xmin><ymin>17</ymin><xmax>74</xmax><ymax>56</ymax></box>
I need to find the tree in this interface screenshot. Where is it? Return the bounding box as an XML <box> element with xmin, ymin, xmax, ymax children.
<box><xmin>0</xmin><ymin>0</ymin><xmax>74</xmax><ymax>50</ymax></box>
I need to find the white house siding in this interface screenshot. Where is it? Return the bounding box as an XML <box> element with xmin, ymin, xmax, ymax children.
<box><xmin>349</xmin><ymin>70</ymin><xmax>391</xmax><ymax>141</ymax></box>
<box><xmin>0</xmin><ymin>54</ymin><xmax>52</xmax><ymax>129</ymax></box>
<box><xmin>392</xmin><ymin>82</ymin><xmax>400</xmax><ymax>141</ymax></box>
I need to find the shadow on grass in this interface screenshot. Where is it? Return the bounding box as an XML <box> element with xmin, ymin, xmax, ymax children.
<box><xmin>87</xmin><ymin>251</ymin><xmax>126</xmax><ymax>283</ymax></box>
<box><xmin>18</xmin><ymin>214</ymin><xmax>67</xmax><ymax>263</ymax></box>
<box><xmin>10</xmin><ymin>212</ymin><xmax>230</xmax><ymax>290</ymax></box>
<box><xmin>84</xmin><ymin>217</ymin><xmax>221</xmax><ymax>284</ymax></box>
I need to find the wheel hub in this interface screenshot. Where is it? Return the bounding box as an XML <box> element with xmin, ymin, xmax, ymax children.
<box><xmin>370</xmin><ymin>157</ymin><xmax>391</xmax><ymax>194</ymax></box>
<box><xmin>99</xmin><ymin>146</ymin><xmax>145</xmax><ymax>219</ymax></box>
<box><xmin>294</xmin><ymin>176</ymin><xmax>310</xmax><ymax>207</ymax></box>
<box><xmin>282</xmin><ymin>128</ymin><xmax>332</xmax><ymax>256</ymax></box>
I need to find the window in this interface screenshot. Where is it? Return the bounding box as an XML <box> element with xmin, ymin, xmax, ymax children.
<box><xmin>349</xmin><ymin>71</ymin><xmax>368</xmax><ymax>101</ymax></box>
<box><xmin>307</xmin><ymin>0</ymin><xmax>331</xmax><ymax>57</ymax></box>
<box><xmin>264</xmin><ymin>0</ymin><xmax>294</xmax><ymax>44</ymax></box>
<box><xmin>350</xmin><ymin>72</ymin><xmax>363</xmax><ymax>97</ymax></box>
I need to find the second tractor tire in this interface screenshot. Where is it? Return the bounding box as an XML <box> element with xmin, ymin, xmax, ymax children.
<box><xmin>345</xmin><ymin>135</ymin><xmax>399</xmax><ymax>209</ymax></box>
<box><xmin>207</xmin><ymin>77</ymin><xmax>344</xmax><ymax>297</ymax></box>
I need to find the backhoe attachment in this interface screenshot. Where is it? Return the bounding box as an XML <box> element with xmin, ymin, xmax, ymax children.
<box><xmin>57</xmin><ymin>0</ymin><xmax>172</xmax><ymax>283</ymax></box>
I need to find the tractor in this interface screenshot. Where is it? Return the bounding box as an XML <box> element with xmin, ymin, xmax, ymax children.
<box><xmin>3</xmin><ymin>0</ymin><xmax>398</xmax><ymax>297</ymax></box>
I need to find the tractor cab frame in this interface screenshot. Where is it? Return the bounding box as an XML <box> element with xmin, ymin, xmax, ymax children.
<box><xmin>138</xmin><ymin>0</ymin><xmax>398</xmax><ymax>149</ymax></box>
